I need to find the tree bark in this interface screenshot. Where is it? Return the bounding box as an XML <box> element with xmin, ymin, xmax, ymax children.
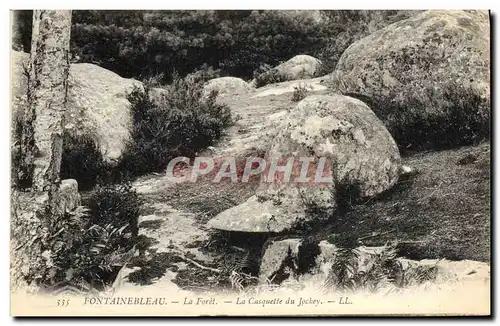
<box><xmin>22</xmin><ymin>10</ymin><xmax>71</xmax><ymax>204</ymax></box>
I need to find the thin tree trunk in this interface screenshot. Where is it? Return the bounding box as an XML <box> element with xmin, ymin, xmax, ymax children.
<box><xmin>22</xmin><ymin>10</ymin><xmax>71</xmax><ymax>208</ymax></box>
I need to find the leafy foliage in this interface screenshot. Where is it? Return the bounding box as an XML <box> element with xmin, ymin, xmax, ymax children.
<box><xmin>29</xmin><ymin>197</ymin><xmax>140</xmax><ymax>291</ymax></box>
<box><xmin>324</xmin><ymin>244</ymin><xmax>440</xmax><ymax>293</ymax></box>
<box><xmin>40</xmin><ymin>182</ymin><xmax>140</xmax><ymax>290</ymax></box>
<box><xmin>86</xmin><ymin>182</ymin><xmax>143</xmax><ymax>239</ymax></box>
<box><xmin>119</xmin><ymin>74</ymin><xmax>234</xmax><ymax>176</ymax></box>
<box><xmin>392</xmin><ymin>86</ymin><xmax>490</xmax><ymax>153</ymax></box>
<box><xmin>324</xmin><ymin>245</ymin><xmax>400</xmax><ymax>293</ymax></box>
<box><xmin>185</xmin><ymin>63</ymin><xmax>221</xmax><ymax>84</ymax></box>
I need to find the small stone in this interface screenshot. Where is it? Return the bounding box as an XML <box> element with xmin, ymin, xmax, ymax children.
<box><xmin>259</xmin><ymin>238</ymin><xmax>302</xmax><ymax>284</ymax></box>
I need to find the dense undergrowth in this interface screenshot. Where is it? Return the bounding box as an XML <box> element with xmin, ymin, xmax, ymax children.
<box><xmin>11</xmin><ymin>183</ymin><xmax>142</xmax><ymax>293</ymax></box>
<box><xmin>346</xmin><ymin>83</ymin><xmax>491</xmax><ymax>154</ymax></box>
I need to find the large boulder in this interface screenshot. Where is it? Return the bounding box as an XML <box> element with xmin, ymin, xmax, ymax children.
<box><xmin>207</xmin><ymin>95</ymin><xmax>401</xmax><ymax>233</ymax></box>
<box><xmin>330</xmin><ymin>10</ymin><xmax>490</xmax><ymax>127</ymax></box>
<box><xmin>11</xmin><ymin>50</ymin><xmax>141</xmax><ymax>162</ymax></box>
<box><xmin>254</xmin><ymin>55</ymin><xmax>324</xmax><ymax>87</ymax></box>
<box><xmin>259</xmin><ymin>238</ymin><xmax>302</xmax><ymax>284</ymax></box>
<box><xmin>269</xmin><ymin>95</ymin><xmax>401</xmax><ymax>197</ymax></box>
<box><xmin>274</xmin><ymin>55</ymin><xmax>323</xmax><ymax>80</ymax></box>
<box><xmin>203</xmin><ymin>77</ymin><xmax>254</xmax><ymax>97</ymax></box>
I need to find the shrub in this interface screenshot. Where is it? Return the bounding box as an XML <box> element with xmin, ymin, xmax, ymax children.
<box><xmin>185</xmin><ymin>63</ymin><xmax>221</xmax><ymax>84</ymax></box>
<box><xmin>86</xmin><ymin>182</ymin><xmax>143</xmax><ymax>239</ymax></box>
<box><xmin>254</xmin><ymin>69</ymin><xmax>291</xmax><ymax>88</ymax></box>
<box><xmin>291</xmin><ymin>83</ymin><xmax>312</xmax><ymax>102</ymax></box>
<box><xmin>26</xmin><ymin>181</ymin><xmax>142</xmax><ymax>291</ymax></box>
<box><xmin>362</xmin><ymin>84</ymin><xmax>491</xmax><ymax>154</ymax></box>
<box><xmin>324</xmin><ymin>245</ymin><xmax>398</xmax><ymax>293</ymax></box>
<box><xmin>120</xmin><ymin>73</ymin><xmax>234</xmax><ymax>176</ymax></box>
<box><xmin>252</xmin><ymin>63</ymin><xmax>272</xmax><ymax>80</ymax></box>
<box><xmin>324</xmin><ymin>244</ymin><xmax>439</xmax><ymax>293</ymax></box>
<box><xmin>60</xmin><ymin>134</ymin><xmax>111</xmax><ymax>191</ymax></box>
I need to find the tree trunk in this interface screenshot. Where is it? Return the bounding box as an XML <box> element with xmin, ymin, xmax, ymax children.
<box><xmin>22</xmin><ymin>10</ymin><xmax>71</xmax><ymax>205</ymax></box>
<box><xmin>12</xmin><ymin>10</ymin><xmax>73</xmax><ymax>290</ymax></box>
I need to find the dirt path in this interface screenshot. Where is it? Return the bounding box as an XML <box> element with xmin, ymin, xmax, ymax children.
<box><xmin>118</xmin><ymin>189</ymin><xmax>213</xmax><ymax>293</ymax></box>
<box><xmin>214</xmin><ymin>77</ymin><xmax>329</xmax><ymax>157</ymax></box>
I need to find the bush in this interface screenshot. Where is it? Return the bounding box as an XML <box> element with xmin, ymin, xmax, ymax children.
<box><xmin>363</xmin><ymin>84</ymin><xmax>491</xmax><ymax>154</ymax></box>
<box><xmin>27</xmin><ymin>181</ymin><xmax>142</xmax><ymax>291</ymax></box>
<box><xmin>324</xmin><ymin>245</ymin><xmax>399</xmax><ymax>293</ymax></box>
<box><xmin>120</xmin><ymin>74</ymin><xmax>234</xmax><ymax>176</ymax></box>
<box><xmin>254</xmin><ymin>69</ymin><xmax>291</xmax><ymax>88</ymax></box>
<box><xmin>252</xmin><ymin>63</ymin><xmax>272</xmax><ymax>80</ymax></box>
<box><xmin>60</xmin><ymin>134</ymin><xmax>111</xmax><ymax>191</ymax></box>
<box><xmin>86</xmin><ymin>182</ymin><xmax>143</xmax><ymax>239</ymax></box>
<box><xmin>185</xmin><ymin>63</ymin><xmax>221</xmax><ymax>84</ymax></box>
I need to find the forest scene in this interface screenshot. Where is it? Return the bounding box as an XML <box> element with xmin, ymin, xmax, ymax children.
<box><xmin>9</xmin><ymin>9</ymin><xmax>491</xmax><ymax>316</ymax></box>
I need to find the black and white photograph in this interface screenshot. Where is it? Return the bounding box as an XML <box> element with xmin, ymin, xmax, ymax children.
<box><xmin>8</xmin><ymin>7</ymin><xmax>492</xmax><ymax>316</ymax></box>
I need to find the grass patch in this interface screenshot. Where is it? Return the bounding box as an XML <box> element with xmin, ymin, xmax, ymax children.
<box><xmin>161</xmin><ymin>180</ymin><xmax>259</xmax><ymax>225</ymax></box>
<box><xmin>158</xmin><ymin>149</ymin><xmax>265</xmax><ymax>224</ymax></box>
<box><xmin>315</xmin><ymin>142</ymin><xmax>490</xmax><ymax>262</ymax></box>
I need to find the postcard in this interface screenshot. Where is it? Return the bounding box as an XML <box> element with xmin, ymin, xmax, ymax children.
<box><xmin>10</xmin><ymin>9</ymin><xmax>491</xmax><ymax>316</ymax></box>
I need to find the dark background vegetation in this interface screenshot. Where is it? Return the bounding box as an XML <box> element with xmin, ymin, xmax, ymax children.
<box><xmin>12</xmin><ymin>10</ymin><xmax>415</xmax><ymax>82</ymax></box>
